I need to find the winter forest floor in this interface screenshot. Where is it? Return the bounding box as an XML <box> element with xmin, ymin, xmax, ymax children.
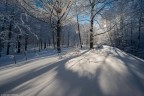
<box><xmin>0</xmin><ymin>46</ymin><xmax>144</xmax><ymax>96</ymax></box>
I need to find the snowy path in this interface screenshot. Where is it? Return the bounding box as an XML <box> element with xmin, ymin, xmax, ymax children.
<box><xmin>0</xmin><ymin>46</ymin><xmax>144</xmax><ymax>96</ymax></box>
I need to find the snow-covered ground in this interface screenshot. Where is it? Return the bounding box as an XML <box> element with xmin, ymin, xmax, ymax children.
<box><xmin>0</xmin><ymin>49</ymin><xmax>57</xmax><ymax>67</ymax></box>
<box><xmin>0</xmin><ymin>48</ymin><xmax>70</xmax><ymax>67</ymax></box>
<box><xmin>0</xmin><ymin>46</ymin><xmax>144</xmax><ymax>96</ymax></box>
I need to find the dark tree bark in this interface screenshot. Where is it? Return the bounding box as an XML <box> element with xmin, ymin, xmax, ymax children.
<box><xmin>48</xmin><ymin>38</ymin><xmax>51</xmax><ymax>48</ymax></box>
<box><xmin>0</xmin><ymin>39</ymin><xmax>2</xmax><ymax>57</ymax></box>
<box><xmin>90</xmin><ymin>16</ymin><xmax>94</xmax><ymax>49</ymax></box>
<box><xmin>67</xmin><ymin>31</ymin><xmax>70</xmax><ymax>47</ymax></box>
<box><xmin>40</xmin><ymin>39</ymin><xmax>43</xmax><ymax>49</ymax></box>
<box><xmin>130</xmin><ymin>19</ymin><xmax>133</xmax><ymax>46</ymax></box>
<box><xmin>44</xmin><ymin>41</ymin><xmax>46</xmax><ymax>49</ymax></box>
<box><xmin>137</xmin><ymin>0</ymin><xmax>143</xmax><ymax>49</ymax></box>
<box><xmin>17</xmin><ymin>35</ymin><xmax>21</xmax><ymax>53</ymax></box>
<box><xmin>38</xmin><ymin>40</ymin><xmax>40</xmax><ymax>52</ymax></box>
<box><xmin>89</xmin><ymin>3</ymin><xmax>95</xmax><ymax>49</ymax></box>
<box><xmin>7</xmin><ymin>22</ymin><xmax>12</xmax><ymax>55</ymax></box>
<box><xmin>57</xmin><ymin>19</ymin><xmax>61</xmax><ymax>53</ymax></box>
<box><xmin>25</xmin><ymin>35</ymin><xmax>28</xmax><ymax>51</ymax></box>
<box><xmin>38</xmin><ymin>39</ymin><xmax>42</xmax><ymax>52</ymax></box>
<box><xmin>0</xmin><ymin>23</ymin><xmax>5</xmax><ymax>57</ymax></box>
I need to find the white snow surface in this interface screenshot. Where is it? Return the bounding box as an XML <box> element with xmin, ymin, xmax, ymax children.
<box><xmin>0</xmin><ymin>46</ymin><xmax>144</xmax><ymax>96</ymax></box>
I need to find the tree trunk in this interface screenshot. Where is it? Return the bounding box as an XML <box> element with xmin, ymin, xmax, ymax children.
<box><xmin>57</xmin><ymin>19</ymin><xmax>61</xmax><ymax>53</ymax></box>
<box><xmin>17</xmin><ymin>35</ymin><xmax>21</xmax><ymax>53</ymax></box>
<box><xmin>48</xmin><ymin>38</ymin><xmax>51</xmax><ymax>48</ymax></box>
<box><xmin>137</xmin><ymin>0</ymin><xmax>143</xmax><ymax>49</ymax></box>
<box><xmin>0</xmin><ymin>24</ymin><xmax>5</xmax><ymax>57</ymax></box>
<box><xmin>52</xmin><ymin>28</ymin><xmax>55</xmax><ymax>49</ymax></box>
<box><xmin>0</xmin><ymin>39</ymin><xmax>2</xmax><ymax>57</ymax></box>
<box><xmin>40</xmin><ymin>39</ymin><xmax>43</xmax><ymax>49</ymax></box>
<box><xmin>77</xmin><ymin>15</ymin><xmax>82</xmax><ymax>48</ymax></box>
<box><xmin>44</xmin><ymin>41</ymin><xmax>46</xmax><ymax>49</ymax></box>
<box><xmin>38</xmin><ymin>40</ymin><xmax>41</xmax><ymax>52</ymax></box>
<box><xmin>130</xmin><ymin>19</ymin><xmax>133</xmax><ymax>46</ymax></box>
<box><xmin>90</xmin><ymin>17</ymin><xmax>94</xmax><ymax>49</ymax></box>
<box><xmin>90</xmin><ymin>6</ymin><xmax>95</xmax><ymax>49</ymax></box>
<box><xmin>25</xmin><ymin>35</ymin><xmax>28</xmax><ymax>51</ymax></box>
<box><xmin>7</xmin><ymin>22</ymin><xmax>12</xmax><ymax>55</ymax></box>
<box><xmin>67</xmin><ymin>31</ymin><xmax>70</xmax><ymax>47</ymax></box>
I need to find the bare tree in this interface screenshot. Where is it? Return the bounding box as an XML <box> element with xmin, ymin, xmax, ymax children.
<box><xmin>18</xmin><ymin>0</ymin><xmax>74</xmax><ymax>53</ymax></box>
<box><xmin>75</xmin><ymin>0</ymin><xmax>82</xmax><ymax>48</ymax></box>
<box><xmin>87</xmin><ymin>0</ymin><xmax>113</xmax><ymax>49</ymax></box>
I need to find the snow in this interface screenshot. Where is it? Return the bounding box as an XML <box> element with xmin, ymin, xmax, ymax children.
<box><xmin>0</xmin><ymin>46</ymin><xmax>144</xmax><ymax>96</ymax></box>
<box><xmin>0</xmin><ymin>49</ymin><xmax>57</xmax><ymax>67</ymax></box>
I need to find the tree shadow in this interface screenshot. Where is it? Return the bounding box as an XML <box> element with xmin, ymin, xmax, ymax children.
<box><xmin>42</xmin><ymin>51</ymin><xmax>113</xmax><ymax>96</ymax></box>
<box><xmin>45</xmin><ymin>48</ymin><xmax>144</xmax><ymax>96</ymax></box>
<box><xmin>1</xmin><ymin>48</ymin><xmax>144</xmax><ymax>96</ymax></box>
<box><xmin>112</xmin><ymin>48</ymin><xmax>144</xmax><ymax>93</ymax></box>
<box><xmin>0</xmin><ymin>50</ymin><xmax>89</xmax><ymax>94</ymax></box>
<box><xmin>52</xmin><ymin>62</ymin><xmax>104</xmax><ymax>96</ymax></box>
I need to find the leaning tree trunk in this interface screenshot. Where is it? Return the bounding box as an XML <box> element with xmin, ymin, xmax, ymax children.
<box><xmin>57</xmin><ymin>19</ymin><xmax>61</xmax><ymax>53</ymax></box>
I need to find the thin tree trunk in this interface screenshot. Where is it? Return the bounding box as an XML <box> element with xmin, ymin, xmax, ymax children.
<box><xmin>0</xmin><ymin>39</ymin><xmax>2</xmax><ymax>57</ymax></box>
<box><xmin>25</xmin><ymin>35</ymin><xmax>28</xmax><ymax>51</ymax></box>
<box><xmin>40</xmin><ymin>39</ymin><xmax>43</xmax><ymax>49</ymax></box>
<box><xmin>107</xmin><ymin>21</ymin><xmax>113</xmax><ymax>46</ymax></box>
<box><xmin>17</xmin><ymin>35</ymin><xmax>21</xmax><ymax>53</ymax></box>
<box><xmin>7</xmin><ymin>22</ymin><xmax>12</xmax><ymax>55</ymax></box>
<box><xmin>77</xmin><ymin>15</ymin><xmax>82</xmax><ymax>48</ymax></box>
<box><xmin>49</xmin><ymin>9</ymin><xmax>56</xmax><ymax>49</ymax></box>
<box><xmin>44</xmin><ymin>40</ymin><xmax>46</xmax><ymax>49</ymax></box>
<box><xmin>38</xmin><ymin>40</ymin><xmax>40</xmax><ymax>52</ymax></box>
<box><xmin>0</xmin><ymin>23</ymin><xmax>5</xmax><ymax>57</ymax></box>
<box><xmin>130</xmin><ymin>18</ymin><xmax>133</xmax><ymax>46</ymax></box>
<box><xmin>67</xmin><ymin>31</ymin><xmax>69</xmax><ymax>47</ymax></box>
<box><xmin>48</xmin><ymin>38</ymin><xmax>51</xmax><ymax>48</ymax></box>
<box><xmin>137</xmin><ymin>0</ymin><xmax>143</xmax><ymax>49</ymax></box>
<box><xmin>52</xmin><ymin>27</ymin><xmax>55</xmax><ymax>49</ymax></box>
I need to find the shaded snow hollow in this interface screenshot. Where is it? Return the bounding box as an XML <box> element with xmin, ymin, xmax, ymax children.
<box><xmin>0</xmin><ymin>46</ymin><xmax>144</xmax><ymax>96</ymax></box>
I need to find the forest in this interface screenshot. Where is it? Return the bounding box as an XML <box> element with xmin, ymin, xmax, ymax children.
<box><xmin>0</xmin><ymin>0</ymin><xmax>144</xmax><ymax>58</ymax></box>
<box><xmin>0</xmin><ymin>0</ymin><xmax>144</xmax><ymax>96</ymax></box>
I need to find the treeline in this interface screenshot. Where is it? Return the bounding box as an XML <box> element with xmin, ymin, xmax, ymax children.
<box><xmin>1</xmin><ymin>0</ymin><xmax>144</xmax><ymax>59</ymax></box>
<box><xmin>98</xmin><ymin>0</ymin><xmax>144</xmax><ymax>58</ymax></box>
<box><xmin>0</xmin><ymin>0</ymin><xmax>78</xmax><ymax>57</ymax></box>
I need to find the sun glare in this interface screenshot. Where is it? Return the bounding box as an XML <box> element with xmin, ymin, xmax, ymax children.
<box><xmin>104</xmin><ymin>24</ymin><xmax>107</xmax><ymax>28</ymax></box>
